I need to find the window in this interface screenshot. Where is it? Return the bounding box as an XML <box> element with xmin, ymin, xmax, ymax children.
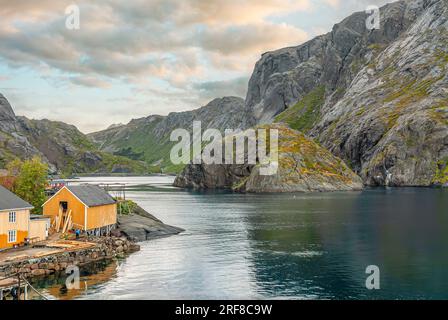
<box><xmin>9</xmin><ymin>211</ymin><xmax>16</xmax><ymax>223</ymax></box>
<box><xmin>8</xmin><ymin>230</ymin><xmax>17</xmax><ymax>243</ymax></box>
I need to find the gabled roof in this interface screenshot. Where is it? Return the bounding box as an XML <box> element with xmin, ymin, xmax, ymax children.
<box><xmin>0</xmin><ymin>185</ymin><xmax>33</xmax><ymax>211</ymax></box>
<box><xmin>66</xmin><ymin>185</ymin><xmax>116</xmax><ymax>207</ymax></box>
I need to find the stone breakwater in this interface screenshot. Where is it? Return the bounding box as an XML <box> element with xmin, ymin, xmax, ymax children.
<box><xmin>0</xmin><ymin>237</ymin><xmax>140</xmax><ymax>279</ymax></box>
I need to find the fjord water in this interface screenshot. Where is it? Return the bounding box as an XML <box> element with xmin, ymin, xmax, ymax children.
<box><xmin>40</xmin><ymin>176</ymin><xmax>448</xmax><ymax>300</ymax></box>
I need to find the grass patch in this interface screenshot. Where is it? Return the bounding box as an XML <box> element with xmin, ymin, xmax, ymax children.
<box><xmin>428</xmin><ymin>100</ymin><xmax>448</xmax><ymax>125</ymax></box>
<box><xmin>382</xmin><ymin>77</ymin><xmax>442</xmax><ymax>129</ymax></box>
<box><xmin>433</xmin><ymin>158</ymin><xmax>448</xmax><ymax>185</ymax></box>
<box><xmin>117</xmin><ymin>199</ymin><xmax>138</xmax><ymax>215</ymax></box>
<box><xmin>274</xmin><ymin>86</ymin><xmax>326</xmax><ymax>133</ymax></box>
<box><xmin>113</xmin><ymin>147</ymin><xmax>145</xmax><ymax>161</ymax></box>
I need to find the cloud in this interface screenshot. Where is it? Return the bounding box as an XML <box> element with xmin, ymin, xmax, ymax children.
<box><xmin>193</xmin><ymin>77</ymin><xmax>249</xmax><ymax>101</ymax></box>
<box><xmin>0</xmin><ymin>0</ymin><xmax>310</xmax><ymax>87</ymax></box>
<box><xmin>196</xmin><ymin>23</ymin><xmax>308</xmax><ymax>55</ymax></box>
<box><xmin>323</xmin><ymin>0</ymin><xmax>340</xmax><ymax>8</ymax></box>
<box><xmin>326</xmin><ymin>0</ymin><xmax>394</xmax><ymax>11</ymax></box>
<box><xmin>69</xmin><ymin>76</ymin><xmax>111</xmax><ymax>88</ymax></box>
<box><xmin>108</xmin><ymin>0</ymin><xmax>311</xmax><ymax>26</ymax></box>
<box><xmin>175</xmin><ymin>0</ymin><xmax>311</xmax><ymax>25</ymax></box>
<box><xmin>0</xmin><ymin>0</ymin><xmax>66</xmax><ymax>21</ymax></box>
<box><xmin>3</xmin><ymin>0</ymin><xmax>375</xmax><ymax>132</ymax></box>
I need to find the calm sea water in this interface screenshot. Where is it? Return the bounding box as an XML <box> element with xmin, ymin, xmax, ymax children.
<box><xmin>35</xmin><ymin>176</ymin><xmax>448</xmax><ymax>300</ymax></box>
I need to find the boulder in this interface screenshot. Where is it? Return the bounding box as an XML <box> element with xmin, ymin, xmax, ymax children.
<box><xmin>116</xmin><ymin>204</ymin><xmax>184</xmax><ymax>242</ymax></box>
<box><xmin>31</xmin><ymin>269</ymin><xmax>46</xmax><ymax>276</ymax></box>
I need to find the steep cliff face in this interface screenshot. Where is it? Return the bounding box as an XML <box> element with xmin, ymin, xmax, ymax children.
<box><xmin>0</xmin><ymin>94</ymin><xmax>147</xmax><ymax>175</ymax></box>
<box><xmin>312</xmin><ymin>0</ymin><xmax>448</xmax><ymax>186</ymax></box>
<box><xmin>245</xmin><ymin>0</ymin><xmax>423</xmax><ymax>125</ymax></box>
<box><xmin>174</xmin><ymin>124</ymin><xmax>363</xmax><ymax>192</ymax></box>
<box><xmin>0</xmin><ymin>94</ymin><xmax>18</xmax><ymax>132</ymax></box>
<box><xmin>0</xmin><ymin>94</ymin><xmax>45</xmax><ymax>167</ymax></box>
<box><xmin>244</xmin><ymin>0</ymin><xmax>447</xmax><ymax>186</ymax></box>
<box><xmin>89</xmin><ymin>96</ymin><xmax>246</xmax><ymax>173</ymax></box>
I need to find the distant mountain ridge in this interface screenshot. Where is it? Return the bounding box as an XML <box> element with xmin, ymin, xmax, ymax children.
<box><xmin>0</xmin><ymin>94</ymin><xmax>147</xmax><ymax>175</ymax></box>
<box><xmin>88</xmin><ymin>96</ymin><xmax>246</xmax><ymax>173</ymax></box>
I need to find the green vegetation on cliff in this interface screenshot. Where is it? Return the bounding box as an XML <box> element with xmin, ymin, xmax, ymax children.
<box><xmin>89</xmin><ymin>97</ymin><xmax>247</xmax><ymax>174</ymax></box>
<box><xmin>274</xmin><ymin>86</ymin><xmax>325</xmax><ymax>133</ymax></box>
<box><xmin>433</xmin><ymin>157</ymin><xmax>448</xmax><ymax>185</ymax></box>
<box><xmin>90</xmin><ymin>119</ymin><xmax>181</xmax><ymax>174</ymax></box>
<box><xmin>175</xmin><ymin>123</ymin><xmax>363</xmax><ymax>193</ymax></box>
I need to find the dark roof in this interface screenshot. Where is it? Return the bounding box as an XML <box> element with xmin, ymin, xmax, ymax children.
<box><xmin>66</xmin><ymin>185</ymin><xmax>116</xmax><ymax>207</ymax></box>
<box><xmin>0</xmin><ymin>185</ymin><xmax>33</xmax><ymax>211</ymax></box>
<box><xmin>30</xmin><ymin>214</ymin><xmax>51</xmax><ymax>220</ymax></box>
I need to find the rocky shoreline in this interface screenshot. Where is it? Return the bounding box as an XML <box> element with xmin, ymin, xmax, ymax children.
<box><xmin>0</xmin><ymin>236</ymin><xmax>139</xmax><ymax>279</ymax></box>
<box><xmin>0</xmin><ymin>204</ymin><xmax>184</xmax><ymax>281</ymax></box>
<box><xmin>114</xmin><ymin>203</ymin><xmax>185</xmax><ymax>242</ymax></box>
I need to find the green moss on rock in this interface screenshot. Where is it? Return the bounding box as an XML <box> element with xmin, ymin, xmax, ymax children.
<box><xmin>433</xmin><ymin>158</ymin><xmax>448</xmax><ymax>185</ymax></box>
<box><xmin>274</xmin><ymin>86</ymin><xmax>326</xmax><ymax>133</ymax></box>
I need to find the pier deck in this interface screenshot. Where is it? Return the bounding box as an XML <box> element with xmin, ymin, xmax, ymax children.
<box><xmin>0</xmin><ymin>239</ymin><xmax>96</xmax><ymax>266</ymax></box>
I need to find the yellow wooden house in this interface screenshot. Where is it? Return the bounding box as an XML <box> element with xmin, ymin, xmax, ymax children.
<box><xmin>42</xmin><ymin>184</ymin><xmax>117</xmax><ymax>236</ymax></box>
<box><xmin>0</xmin><ymin>186</ymin><xmax>50</xmax><ymax>249</ymax></box>
<box><xmin>0</xmin><ymin>185</ymin><xmax>33</xmax><ymax>249</ymax></box>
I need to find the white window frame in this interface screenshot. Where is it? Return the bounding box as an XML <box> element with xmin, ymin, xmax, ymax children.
<box><xmin>8</xmin><ymin>230</ymin><xmax>17</xmax><ymax>243</ymax></box>
<box><xmin>9</xmin><ymin>211</ymin><xmax>16</xmax><ymax>223</ymax></box>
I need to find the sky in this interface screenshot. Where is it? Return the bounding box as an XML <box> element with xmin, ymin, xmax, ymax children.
<box><xmin>0</xmin><ymin>0</ymin><xmax>393</xmax><ymax>133</ymax></box>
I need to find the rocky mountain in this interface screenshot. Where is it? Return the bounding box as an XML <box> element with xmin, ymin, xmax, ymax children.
<box><xmin>0</xmin><ymin>94</ymin><xmax>44</xmax><ymax>167</ymax></box>
<box><xmin>174</xmin><ymin>0</ymin><xmax>447</xmax><ymax>189</ymax></box>
<box><xmin>90</xmin><ymin>0</ymin><xmax>446</xmax><ymax>187</ymax></box>
<box><xmin>0</xmin><ymin>94</ymin><xmax>147</xmax><ymax>175</ymax></box>
<box><xmin>0</xmin><ymin>94</ymin><xmax>19</xmax><ymax>132</ymax></box>
<box><xmin>4</xmin><ymin>0</ymin><xmax>445</xmax><ymax>188</ymax></box>
<box><xmin>174</xmin><ymin>124</ymin><xmax>363</xmax><ymax>192</ymax></box>
<box><xmin>245</xmin><ymin>0</ymin><xmax>424</xmax><ymax>125</ymax></box>
<box><xmin>241</xmin><ymin>0</ymin><xmax>447</xmax><ymax>187</ymax></box>
<box><xmin>89</xmin><ymin>96</ymin><xmax>246</xmax><ymax>173</ymax></box>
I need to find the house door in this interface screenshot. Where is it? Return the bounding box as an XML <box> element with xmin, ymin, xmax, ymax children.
<box><xmin>60</xmin><ymin>201</ymin><xmax>68</xmax><ymax>212</ymax></box>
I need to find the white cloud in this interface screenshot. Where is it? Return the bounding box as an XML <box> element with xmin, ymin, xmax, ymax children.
<box><xmin>324</xmin><ymin>0</ymin><xmax>340</xmax><ymax>8</ymax></box>
<box><xmin>0</xmin><ymin>0</ymin><xmax>388</xmax><ymax>132</ymax></box>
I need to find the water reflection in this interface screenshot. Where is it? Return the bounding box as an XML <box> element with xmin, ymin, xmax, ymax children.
<box><xmin>31</xmin><ymin>260</ymin><xmax>120</xmax><ymax>300</ymax></box>
<box><xmin>245</xmin><ymin>188</ymin><xmax>448</xmax><ymax>299</ymax></box>
<box><xmin>36</xmin><ymin>177</ymin><xmax>448</xmax><ymax>300</ymax></box>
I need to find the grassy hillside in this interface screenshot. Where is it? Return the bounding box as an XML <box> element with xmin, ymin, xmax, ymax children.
<box><xmin>89</xmin><ymin>97</ymin><xmax>247</xmax><ymax>174</ymax></box>
<box><xmin>90</xmin><ymin>117</ymin><xmax>184</xmax><ymax>174</ymax></box>
<box><xmin>274</xmin><ymin>86</ymin><xmax>325</xmax><ymax>134</ymax></box>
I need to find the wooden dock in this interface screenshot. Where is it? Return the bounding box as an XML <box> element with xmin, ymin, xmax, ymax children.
<box><xmin>0</xmin><ymin>276</ymin><xmax>29</xmax><ymax>300</ymax></box>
